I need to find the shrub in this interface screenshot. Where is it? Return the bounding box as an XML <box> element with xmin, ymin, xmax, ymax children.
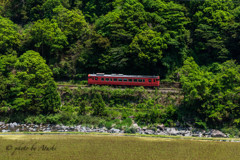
<box><xmin>124</xmin><ymin>127</ymin><xmax>137</xmax><ymax>134</ymax></box>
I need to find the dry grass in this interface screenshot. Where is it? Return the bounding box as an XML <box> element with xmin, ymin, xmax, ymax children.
<box><xmin>0</xmin><ymin>134</ymin><xmax>240</xmax><ymax>160</ymax></box>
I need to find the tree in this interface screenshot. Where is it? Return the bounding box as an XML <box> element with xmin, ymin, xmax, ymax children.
<box><xmin>129</xmin><ymin>29</ymin><xmax>167</xmax><ymax>74</ymax></box>
<box><xmin>42</xmin><ymin>80</ymin><xmax>61</xmax><ymax>113</ymax></box>
<box><xmin>0</xmin><ymin>54</ymin><xmax>18</xmax><ymax>113</ymax></box>
<box><xmin>52</xmin><ymin>5</ymin><xmax>89</xmax><ymax>44</ymax></box>
<box><xmin>70</xmin><ymin>0</ymin><xmax>113</xmax><ymax>22</ymax></box>
<box><xmin>92</xmin><ymin>92</ymin><xmax>106</xmax><ymax>116</ymax></box>
<box><xmin>0</xmin><ymin>16</ymin><xmax>21</xmax><ymax>55</ymax></box>
<box><xmin>180</xmin><ymin>57</ymin><xmax>240</xmax><ymax>127</ymax></box>
<box><xmin>25</xmin><ymin>18</ymin><xmax>68</xmax><ymax>61</ymax></box>
<box><xmin>191</xmin><ymin>0</ymin><xmax>235</xmax><ymax>64</ymax></box>
<box><xmin>14</xmin><ymin>50</ymin><xmax>61</xmax><ymax>114</ymax></box>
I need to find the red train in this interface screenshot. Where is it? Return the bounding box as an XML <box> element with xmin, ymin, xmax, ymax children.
<box><xmin>88</xmin><ymin>73</ymin><xmax>160</xmax><ymax>87</ymax></box>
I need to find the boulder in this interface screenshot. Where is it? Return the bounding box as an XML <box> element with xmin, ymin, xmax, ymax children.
<box><xmin>2</xmin><ymin>129</ymin><xmax>10</xmax><ymax>133</ymax></box>
<box><xmin>210</xmin><ymin>130</ymin><xmax>227</xmax><ymax>138</ymax></box>
<box><xmin>142</xmin><ymin>127</ymin><xmax>147</xmax><ymax>131</ymax></box>
<box><xmin>9</xmin><ymin>123</ymin><xmax>15</xmax><ymax>130</ymax></box>
<box><xmin>145</xmin><ymin>130</ymin><xmax>154</xmax><ymax>135</ymax></box>
<box><xmin>110</xmin><ymin>128</ymin><xmax>120</xmax><ymax>133</ymax></box>
<box><xmin>132</xmin><ymin>123</ymin><xmax>139</xmax><ymax>128</ymax></box>
<box><xmin>157</xmin><ymin>124</ymin><xmax>165</xmax><ymax>130</ymax></box>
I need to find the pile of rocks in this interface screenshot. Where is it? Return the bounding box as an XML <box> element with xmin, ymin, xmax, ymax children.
<box><xmin>0</xmin><ymin>122</ymin><xmax>227</xmax><ymax>138</ymax></box>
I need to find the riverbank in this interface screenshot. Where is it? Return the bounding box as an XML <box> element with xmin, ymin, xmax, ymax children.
<box><xmin>0</xmin><ymin>122</ymin><xmax>233</xmax><ymax>140</ymax></box>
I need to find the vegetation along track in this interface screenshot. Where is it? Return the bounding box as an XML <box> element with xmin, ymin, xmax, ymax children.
<box><xmin>57</xmin><ymin>83</ymin><xmax>182</xmax><ymax>94</ymax></box>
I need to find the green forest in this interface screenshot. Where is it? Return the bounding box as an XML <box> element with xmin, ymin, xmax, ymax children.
<box><xmin>0</xmin><ymin>0</ymin><xmax>240</xmax><ymax>131</ymax></box>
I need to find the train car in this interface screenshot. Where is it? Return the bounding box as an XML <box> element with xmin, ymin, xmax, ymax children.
<box><xmin>88</xmin><ymin>73</ymin><xmax>160</xmax><ymax>87</ymax></box>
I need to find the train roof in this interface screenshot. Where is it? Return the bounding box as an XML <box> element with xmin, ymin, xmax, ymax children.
<box><xmin>89</xmin><ymin>73</ymin><xmax>159</xmax><ymax>78</ymax></box>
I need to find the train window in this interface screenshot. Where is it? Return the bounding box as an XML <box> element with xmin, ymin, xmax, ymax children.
<box><xmin>138</xmin><ymin>79</ymin><xmax>142</xmax><ymax>82</ymax></box>
<box><xmin>106</xmin><ymin>78</ymin><xmax>109</xmax><ymax>81</ymax></box>
<box><xmin>110</xmin><ymin>78</ymin><xmax>112</xmax><ymax>81</ymax></box>
<box><xmin>153</xmin><ymin>79</ymin><xmax>155</xmax><ymax>82</ymax></box>
<box><xmin>128</xmin><ymin>79</ymin><xmax>132</xmax><ymax>82</ymax></box>
<box><xmin>123</xmin><ymin>79</ymin><xmax>127</xmax><ymax>82</ymax></box>
<box><xmin>95</xmin><ymin>77</ymin><xmax>98</xmax><ymax>80</ymax></box>
<box><xmin>92</xmin><ymin>78</ymin><xmax>94</xmax><ymax>80</ymax></box>
<box><xmin>118</xmin><ymin>78</ymin><xmax>122</xmax><ymax>82</ymax></box>
<box><xmin>143</xmin><ymin>79</ymin><xmax>145</xmax><ymax>82</ymax></box>
<box><xmin>101</xmin><ymin>78</ymin><xmax>104</xmax><ymax>81</ymax></box>
<box><xmin>114</xmin><ymin>78</ymin><xmax>117</xmax><ymax>81</ymax></box>
<box><xmin>134</xmin><ymin>79</ymin><xmax>137</xmax><ymax>82</ymax></box>
<box><xmin>148</xmin><ymin>79</ymin><xmax>152</xmax><ymax>82</ymax></box>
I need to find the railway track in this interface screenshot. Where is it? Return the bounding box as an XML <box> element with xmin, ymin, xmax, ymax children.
<box><xmin>57</xmin><ymin>84</ymin><xmax>182</xmax><ymax>94</ymax></box>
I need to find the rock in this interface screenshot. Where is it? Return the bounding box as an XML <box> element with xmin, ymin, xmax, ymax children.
<box><xmin>192</xmin><ymin>134</ymin><xmax>200</xmax><ymax>137</ymax></box>
<box><xmin>2</xmin><ymin>129</ymin><xmax>10</xmax><ymax>133</ymax></box>
<box><xmin>142</xmin><ymin>127</ymin><xmax>147</xmax><ymax>131</ymax></box>
<box><xmin>210</xmin><ymin>130</ymin><xmax>227</xmax><ymax>138</ymax></box>
<box><xmin>183</xmin><ymin>131</ymin><xmax>191</xmax><ymax>137</ymax></box>
<box><xmin>158</xmin><ymin>131</ymin><xmax>167</xmax><ymax>135</ymax></box>
<box><xmin>9</xmin><ymin>123</ymin><xmax>15</xmax><ymax>130</ymax></box>
<box><xmin>132</xmin><ymin>123</ymin><xmax>139</xmax><ymax>128</ymax></box>
<box><xmin>58</xmin><ymin>130</ymin><xmax>64</xmax><ymax>132</ymax></box>
<box><xmin>0</xmin><ymin>122</ymin><xmax>5</xmax><ymax>125</ymax></box>
<box><xmin>145</xmin><ymin>130</ymin><xmax>154</xmax><ymax>135</ymax></box>
<box><xmin>102</xmin><ymin>127</ymin><xmax>107</xmax><ymax>131</ymax></box>
<box><xmin>157</xmin><ymin>124</ymin><xmax>165</xmax><ymax>130</ymax></box>
<box><xmin>166</xmin><ymin>128</ymin><xmax>178</xmax><ymax>135</ymax></box>
<box><xmin>99</xmin><ymin>129</ymin><xmax>105</xmax><ymax>133</ymax></box>
<box><xmin>76</xmin><ymin>125</ymin><xmax>81</xmax><ymax>132</ymax></box>
<box><xmin>110</xmin><ymin>128</ymin><xmax>120</xmax><ymax>133</ymax></box>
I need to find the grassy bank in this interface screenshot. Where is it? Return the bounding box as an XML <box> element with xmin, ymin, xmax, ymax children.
<box><xmin>1</xmin><ymin>134</ymin><xmax>240</xmax><ymax>160</ymax></box>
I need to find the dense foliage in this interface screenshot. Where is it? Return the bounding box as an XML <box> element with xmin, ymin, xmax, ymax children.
<box><xmin>0</xmin><ymin>51</ymin><xmax>60</xmax><ymax>114</ymax></box>
<box><xmin>1</xmin><ymin>0</ymin><xmax>239</xmax><ymax>79</ymax></box>
<box><xmin>179</xmin><ymin>57</ymin><xmax>240</xmax><ymax>128</ymax></box>
<box><xmin>0</xmin><ymin>0</ymin><xmax>240</xmax><ymax>130</ymax></box>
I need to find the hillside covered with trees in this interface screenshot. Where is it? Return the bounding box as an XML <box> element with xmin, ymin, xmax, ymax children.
<box><xmin>0</xmin><ymin>0</ymin><xmax>239</xmax><ymax>132</ymax></box>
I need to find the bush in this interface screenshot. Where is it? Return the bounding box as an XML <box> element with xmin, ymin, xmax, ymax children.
<box><xmin>25</xmin><ymin>115</ymin><xmax>46</xmax><ymax>124</ymax></box>
<box><xmin>124</xmin><ymin>127</ymin><xmax>137</xmax><ymax>134</ymax></box>
<box><xmin>221</xmin><ymin>127</ymin><xmax>240</xmax><ymax>138</ymax></box>
<box><xmin>77</xmin><ymin>115</ymin><xmax>105</xmax><ymax>126</ymax></box>
<box><xmin>105</xmin><ymin>121</ymin><xmax>113</xmax><ymax>129</ymax></box>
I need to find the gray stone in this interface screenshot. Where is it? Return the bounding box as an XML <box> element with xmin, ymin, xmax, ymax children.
<box><xmin>9</xmin><ymin>123</ymin><xmax>15</xmax><ymax>130</ymax></box>
<box><xmin>166</xmin><ymin>128</ymin><xmax>179</xmax><ymax>135</ymax></box>
<box><xmin>58</xmin><ymin>130</ymin><xmax>64</xmax><ymax>132</ymax></box>
<box><xmin>211</xmin><ymin>130</ymin><xmax>227</xmax><ymax>138</ymax></box>
<box><xmin>183</xmin><ymin>131</ymin><xmax>191</xmax><ymax>137</ymax></box>
<box><xmin>102</xmin><ymin>127</ymin><xmax>107</xmax><ymax>131</ymax></box>
<box><xmin>192</xmin><ymin>134</ymin><xmax>200</xmax><ymax>137</ymax></box>
<box><xmin>142</xmin><ymin>127</ymin><xmax>147</xmax><ymax>131</ymax></box>
<box><xmin>132</xmin><ymin>123</ymin><xmax>139</xmax><ymax>128</ymax></box>
<box><xmin>157</xmin><ymin>124</ymin><xmax>165</xmax><ymax>130</ymax></box>
<box><xmin>2</xmin><ymin>129</ymin><xmax>10</xmax><ymax>133</ymax></box>
<box><xmin>110</xmin><ymin>128</ymin><xmax>120</xmax><ymax>133</ymax></box>
<box><xmin>145</xmin><ymin>130</ymin><xmax>154</xmax><ymax>135</ymax></box>
<box><xmin>0</xmin><ymin>122</ymin><xmax>5</xmax><ymax>125</ymax></box>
